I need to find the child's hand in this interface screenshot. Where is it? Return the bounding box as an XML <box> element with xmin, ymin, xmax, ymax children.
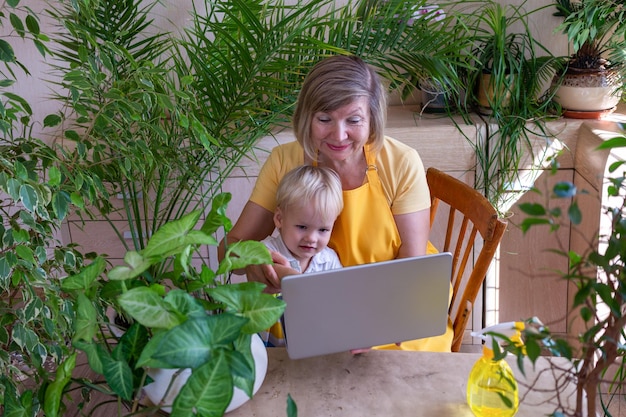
<box><xmin>269</xmin><ymin>250</ymin><xmax>300</xmax><ymax>286</ymax></box>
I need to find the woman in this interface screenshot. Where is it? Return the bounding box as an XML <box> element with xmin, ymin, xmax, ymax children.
<box><xmin>221</xmin><ymin>55</ymin><xmax>453</xmax><ymax>352</ymax></box>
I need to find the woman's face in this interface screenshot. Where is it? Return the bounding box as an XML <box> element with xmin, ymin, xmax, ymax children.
<box><xmin>310</xmin><ymin>97</ymin><xmax>370</xmax><ymax>163</ymax></box>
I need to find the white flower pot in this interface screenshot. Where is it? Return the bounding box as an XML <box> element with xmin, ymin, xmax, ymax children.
<box><xmin>553</xmin><ymin>67</ymin><xmax>622</xmax><ymax>118</ymax></box>
<box><xmin>143</xmin><ymin>333</ymin><xmax>268</xmax><ymax>414</ymax></box>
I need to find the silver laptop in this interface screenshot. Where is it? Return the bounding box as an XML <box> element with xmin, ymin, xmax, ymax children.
<box><xmin>281</xmin><ymin>252</ymin><xmax>452</xmax><ymax>359</ymax></box>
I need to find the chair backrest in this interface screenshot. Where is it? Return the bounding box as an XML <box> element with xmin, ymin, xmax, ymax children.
<box><xmin>426</xmin><ymin>167</ymin><xmax>507</xmax><ymax>352</ymax></box>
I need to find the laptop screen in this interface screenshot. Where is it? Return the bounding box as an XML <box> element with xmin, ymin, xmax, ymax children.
<box><xmin>281</xmin><ymin>252</ymin><xmax>452</xmax><ymax>359</ymax></box>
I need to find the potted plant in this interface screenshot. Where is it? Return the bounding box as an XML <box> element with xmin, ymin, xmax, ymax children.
<box><xmin>353</xmin><ymin>0</ymin><xmax>473</xmax><ymax>112</ymax></box>
<box><xmin>60</xmin><ymin>193</ymin><xmax>286</xmax><ymax>416</ymax></box>
<box><xmin>0</xmin><ymin>2</ymin><xmax>110</xmax><ymax>415</ymax></box>
<box><xmin>444</xmin><ymin>0</ymin><xmax>562</xmax><ymax>211</ymax></box>
<box><xmin>493</xmin><ymin>134</ymin><xmax>626</xmax><ymax>417</ymax></box>
<box><xmin>551</xmin><ymin>0</ymin><xmax>626</xmax><ymax>118</ymax></box>
<box><xmin>411</xmin><ymin>6</ymin><xmax>471</xmax><ymax>115</ymax></box>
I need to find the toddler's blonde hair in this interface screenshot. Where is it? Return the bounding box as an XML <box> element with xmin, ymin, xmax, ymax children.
<box><xmin>276</xmin><ymin>165</ymin><xmax>343</xmax><ymax>220</ymax></box>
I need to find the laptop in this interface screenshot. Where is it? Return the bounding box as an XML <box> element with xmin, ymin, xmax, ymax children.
<box><xmin>281</xmin><ymin>252</ymin><xmax>452</xmax><ymax>359</ymax></box>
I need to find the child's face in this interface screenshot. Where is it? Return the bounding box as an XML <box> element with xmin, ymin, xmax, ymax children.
<box><xmin>274</xmin><ymin>204</ymin><xmax>337</xmax><ymax>263</ymax></box>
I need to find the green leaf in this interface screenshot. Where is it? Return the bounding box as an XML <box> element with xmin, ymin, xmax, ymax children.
<box><xmin>0</xmin><ymin>326</ymin><xmax>8</xmax><ymax>345</ymax></box>
<box><xmin>12</xmin><ymin>324</ymin><xmax>38</xmax><ymax>351</ymax></box>
<box><xmin>0</xmin><ymin>39</ymin><xmax>15</xmax><ymax>62</ymax></box>
<box><xmin>219</xmin><ymin>240</ymin><xmax>272</xmax><ymax>275</ymax></box>
<box><xmin>118</xmin><ymin>286</ymin><xmax>182</xmax><ymax>329</ymax></box>
<box><xmin>102</xmin><ymin>350</ymin><xmax>135</xmax><ymax>400</ymax></box>
<box><xmin>25</xmin><ymin>14</ymin><xmax>40</xmax><ymax>36</ymax></box>
<box><xmin>15</xmin><ymin>244</ymin><xmax>35</xmax><ymax>265</ymax></box>
<box><xmin>19</xmin><ymin>184</ymin><xmax>38</xmax><ymax>212</ymax></box>
<box><xmin>229</xmin><ymin>334</ymin><xmax>255</xmax><ymax>396</ymax></box>
<box><xmin>142</xmin><ymin>210</ymin><xmax>214</xmax><ymax>259</ymax></box>
<box><xmin>108</xmin><ymin>251</ymin><xmax>152</xmax><ymax>281</ymax></box>
<box><xmin>209</xmin><ymin>283</ymin><xmax>286</xmax><ymax>334</ymax></box>
<box><xmin>607</xmin><ymin>159</ymin><xmax>626</xmax><ymax>173</ymax></box>
<box><xmin>44</xmin><ymin>353</ymin><xmax>77</xmax><ymax>417</ymax></box>
<box><xmin>201</xmin><ymin>193</ymin><xmax>232</xmax><ymax>235</ymax></box>
<box><xmin>0</xmin><ymin>256</ymin><xmax>11</xmax><ymax>280</ymax></box>
<box><xmin>2</xmin><ymin>381</ymin><xmax>35</xmax><ymax>416</ymax></box>
<box><xmin>9</xmin><ymin>13</ymin><xmax>25</xmax><ymax>38</ymax></box>
<box><xmin>136</xmin><ymin>330</ymin><xmax>174</xmax><ymax>368</ymax></box>
<box><xmin>567</xmin><ymin>200</ymin><xmax>582</xmax><ymax>225</ymax></box>
<box><xmin>171</xmin><ymin>350</ymin><xmax>233</xmax><ymax>417</ymax></box>
<box><xmin>596</xmin><ymin>283</ymin><xmax>621</xmax><ymax>315</ymax></box>
<box><xmin>597</xmin><ymin>136</ymin><xmax>626</xmax><ymax>150</ymax></box>
<box><xmin>164</xmin><ymin>289</ymin><xmax>205</xmax><ymax>318</ymax></box>
<box><xmin>48</xmin><ymin>165</ymin><xmax>61</xmax><ymax>186</ymax></box>
<box><xmin>524</xmin><ymin>338</ymin><xmax>541</xmax><ymax>362</ymax></box>
<box><xmin>573</xmin><ymin>283</ymin><xmax>592</xmax><ymax>307</ymax></box>
<box><xmin>70</xmin><ymin>191</ymin><xmax>84</xmax><ymax>208</ymax></box>
<box><xmin>61</xmin><ymin>256</ymin><xmax>105</xmax><ymax>291</ymax></box>
<box><xmin>73</xmin><ymin>293</ymin><xmax>98</xmax><ymax>342</ymax></box>
<box><xmin>519</xmin><ymin>218</ymin><xmax>552</xmax><ymax>234</ymax></box>
<box><xmin>4</xmin><ymin>92</ymin><xmax>31</xmax><ymax>114</ymax></box>
<box><xmin>580</xmin><ymin>306</ymin><xmax>592</xmax><ymax>322</ymax></box>
<box><xmin>52</xmin><ymin>191</ymin><xmax>70</xmax><ymax>220</ymax></box>
<box><xmin>64</xmin><ymin>130</ymin><xmax>81</xmax><ymax>141</ymax></box>
<box><xmin>117</xmin><ymin>322</ymin><xmax>150</xmax><ymax>365</ymax></box>
<box><xmin>73</xmin><ymin>340</ymin><xmax>106</xmax><ymax>375</ymax></box>
<box><xmin>518</xmin><ymin>202</ymin><xmax>546</xmax><ymax>216</ymax></box>
<box><xmin>153</xmin><ymin>314</ymin><xmax>248</xmax><ymax>369</ymax></box>
<box><xmin>43</xmin><ymin>114</ymin><xmax>62</xmax><ymax>127</ymax></box>
<box><xmin>287</xmin><ymin>394</ymin><xmax>298</xmax><ymax>417</ymax></box>
<box><xmin>496</xmin><ymin>390</ymin><xmax>514</xmax><ymax>408</ymax></box>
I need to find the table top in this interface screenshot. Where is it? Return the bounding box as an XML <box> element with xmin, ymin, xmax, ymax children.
<box><xmin>227</xmin><ymin>348</ymin><xmax>577</xmax><ymax>417</ymax></box>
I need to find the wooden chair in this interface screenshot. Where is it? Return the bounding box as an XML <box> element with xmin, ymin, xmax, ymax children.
<box><xmin>426</xmin><ymin>167</ymin><xmax>508</xmax><ymax>352</ymax></box>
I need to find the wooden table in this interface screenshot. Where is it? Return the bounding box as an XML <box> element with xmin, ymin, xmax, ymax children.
<box><xmin>227</xmin><ymin>349</ymin><xmax>578</xmax><ymax>417</ymax></box>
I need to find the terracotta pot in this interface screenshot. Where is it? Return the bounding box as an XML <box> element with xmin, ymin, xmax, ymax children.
<box><xmin>476</xmin><ymin>73</ymin><xmax>514</xmax><ymax>111</ymax></box>
<box><xmin>552</xmin><ymin>67</ymin><xmax>622</xmax><ymax>117</ymax></box>
<box><xmin>142</xmin><ymin>333</ymin><xmax>268</xmax><ymax>414</ymax></box>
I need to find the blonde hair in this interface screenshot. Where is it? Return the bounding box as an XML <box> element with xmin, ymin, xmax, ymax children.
<box><xmin>276</xmin><ymin>165</ymin><xmax>343</xmax><ymax>219</ymax></box>
<box><xmin>293</xmin><ymin>55</ymin><xmax>387</xmax><ymax>161</ymax></box>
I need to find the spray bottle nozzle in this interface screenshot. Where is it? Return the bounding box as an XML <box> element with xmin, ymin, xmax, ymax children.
<box><xmin>471</xmin><ymin>321</ymin><xmax>525</xmax><ymax>357</ymax></box>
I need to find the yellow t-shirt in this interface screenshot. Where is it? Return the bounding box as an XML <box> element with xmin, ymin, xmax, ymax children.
<box><xmin>250</xmin><ymin>137</ymin><xmax>430</xmax><ymax>215</ymax></box>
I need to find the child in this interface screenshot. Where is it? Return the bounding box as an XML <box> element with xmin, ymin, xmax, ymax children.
<box><xmin>262</xmin><ymin>164</ymin><xmax>343</xmax><ymax>273</ymax></box>
<box><xmin>261</xmin><ymin>165</ymin><xmax>343</xmax><ymax>347</ymax></box>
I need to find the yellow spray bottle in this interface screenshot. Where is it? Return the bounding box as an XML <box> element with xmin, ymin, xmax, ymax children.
<box><xmin>466</xmin><ymin>321</ymin><xmax>525</xmax><ymax>417</ymax></box>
